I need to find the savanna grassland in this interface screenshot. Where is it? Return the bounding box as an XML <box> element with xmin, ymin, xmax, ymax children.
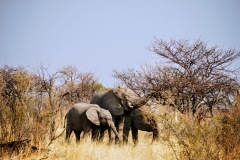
<box><xmin>1</xmin><ymin>104</ymin><xmax>240</xmax><ymax>160</ymax></box>
<box><xmin>1</xmin><ymin>38</ymin><xmax>240</xmax><ymax>159</ymax></box>
<box><xmin>1</xmin><ymin>105</ymin><xmax>176</xmax><ymax>160</ymax></box>
<box><xmin>26</xmin><ymin>132</ymin><xmax>174</xmax><ymax>160</ymax></box>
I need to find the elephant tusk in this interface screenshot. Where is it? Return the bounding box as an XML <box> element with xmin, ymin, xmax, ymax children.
<box><xmin>127</xmin><ymin>101</ymin><xmax>133</xmax><ymax>108</ymax></box>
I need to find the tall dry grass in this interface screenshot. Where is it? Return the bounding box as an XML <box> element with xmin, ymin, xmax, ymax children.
<box><xmin>157</xmin><ymin>106</ymin><xmax>240</xmax><ymax>160</ymax></box>
<box><xmin>1</xmin><ymin>129</ymin><xmax>175</xmax><ymax>160</ymax></box>
<box><xmin>1</xmin><ymin>103</ymin><xmax>240</xmax><ymax>160</ymax></box>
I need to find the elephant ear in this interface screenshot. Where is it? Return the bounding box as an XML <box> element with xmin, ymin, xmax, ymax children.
<box><xmin>102</xmin><ymin>90</ymin><xmax>125</xmax><ymax>116</ymax></box>
<box><xmin>86</xmin><ymin>107</ymin><xmax>100</xmax><ymax>126</ymax></box>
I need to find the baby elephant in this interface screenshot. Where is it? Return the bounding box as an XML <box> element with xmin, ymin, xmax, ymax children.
<box><xmin>65</xmin><ymin>103</ymin><xmax>119</xmax><ymax>142</ymax></box>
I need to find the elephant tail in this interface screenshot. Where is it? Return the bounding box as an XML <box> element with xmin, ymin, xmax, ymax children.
<box><xmin>63</xmin><ymin>113</ymin><xmax>67</xmax><ymax>128</ymax></box>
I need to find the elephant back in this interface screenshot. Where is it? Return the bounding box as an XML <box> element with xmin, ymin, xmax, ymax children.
<box><xmin>72</xmin><ymin>103</ymin><xmax>98</xmax><ymax>112</ymax></box>
<box><xmin>90</xmin><ymin>91</ymin><xmax>108</xmax><ymax>104</ymax></box>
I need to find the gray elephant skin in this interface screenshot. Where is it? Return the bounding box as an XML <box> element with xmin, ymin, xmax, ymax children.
<box><xmin>123</xmin><ymin>104</ymin><xmax>161</xmax><ymax>144</ymax></box>
<box><xmin>64</xmin><ymin>103</ymin><xmax>119</xmax><ymax>142</ymax></box>
<box><xmin>90</xmin><ymin>86</ymin><xmax>159</xmax><ymax>142</ymax></box>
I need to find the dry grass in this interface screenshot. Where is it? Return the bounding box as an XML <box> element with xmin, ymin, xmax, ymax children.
<box><xmin>1</xmin><ymin>105</ymin><xmax>240</xmax><ymax>160</ymax></box>
<box><xmin>4</xmin><ymin>131</ymin><xmax>175</xmax><ymax>160</ymax></box>
<box><xmin>1</xmin><ymin>66</ymin><xmax>240</xmax><ymax>159</ymax></box>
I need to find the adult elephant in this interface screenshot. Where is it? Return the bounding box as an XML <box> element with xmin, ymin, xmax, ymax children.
<box><xmin>90</xmin><ymin>86</ymin><xmax>159</xmax><ymax>143</ymax></box>
<box><xmin>64</xmin><ymin>103</ymin><xmax>120</xmax><ymax>143</ymax></box>
<box><xmin>123</xmin><ymin>104</ymin><xmax>161</xmax><ymax>145</ymax></box>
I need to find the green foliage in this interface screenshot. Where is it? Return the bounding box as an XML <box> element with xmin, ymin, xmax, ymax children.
<box><xmin>93</xmin><ymin>82</ymin><xmax>109</xmax><ymax>91</ymax></box>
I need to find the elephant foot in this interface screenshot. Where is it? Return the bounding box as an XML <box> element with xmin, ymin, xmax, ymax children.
<box><xmin>133</xmin><ymin>140</ymin><xmax>139</xmax><ymax>146</ymax></box>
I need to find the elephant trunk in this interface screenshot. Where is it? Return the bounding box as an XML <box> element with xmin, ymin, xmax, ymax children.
<box><xmin>132</xmin><ymin>91</ymin><xmax>156</xmax><ymax>109</ymax></box>
<box><xmin>109</xmin><ymin>122</ymin><xmax>121</xmax><ymax>141</ymax></box>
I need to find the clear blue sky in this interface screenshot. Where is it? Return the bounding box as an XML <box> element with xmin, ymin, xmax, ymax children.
<box><xmin>1</xmin><ymin>0</ymin><xmax>240</xmax><ymax>87</ymax></box>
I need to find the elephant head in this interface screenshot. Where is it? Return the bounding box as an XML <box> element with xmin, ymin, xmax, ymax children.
<box><xmin>112</xmin><ymin>86</ymin><xmax>138</xmax><ymax>110</ymax></box>
<box><xmin>112</xmin><ymin>86</ymin><xmax>160</xmax><ymax>110</ymax></box>
<box><xmin>91</xmin><ymin>86</ymin><xmax>159</xmax><ymax>116</ymax></box>
<box><xmin>86</xmin><ymin>107</ymin><xmax>120</xmax><ymax>139</ymax></box>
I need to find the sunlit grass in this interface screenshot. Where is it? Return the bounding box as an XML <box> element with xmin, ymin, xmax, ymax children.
<box><xmin>2</xmin><ymin>105</ymin><xmax>240</xmax><ymax>160</ymax></box>
<box><xmin>23</xmin><ymin>131</ymin><xmax>175</xmax><ymax>160</ymax></box>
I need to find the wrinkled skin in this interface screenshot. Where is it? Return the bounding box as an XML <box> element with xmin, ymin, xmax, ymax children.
<box><xmin>123</xmin><ymin>104</ymin><xmax>161</xmax><ymax>145</ymax></box>
<box><xmin>65</xmin><ymin>103</ymin><xmax>119</xmax><ymax>142</ymax></box>
<box><xmin>90</xmin><ymin>86</ymin><xmax>158</xmax><ymax>143</ymax></box>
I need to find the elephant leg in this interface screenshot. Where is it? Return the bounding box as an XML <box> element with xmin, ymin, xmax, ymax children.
<box><xmin>152</xmin><ymin>123</ymin><xmax>161</xmax><ymax>143</ymax></box>
<box><xmin>107</xmin><ymin>116</ymin><xmax>116</xmax><ymax>144</ymax></box>
<box><xmin>92</xmin><ymin>127</ymin><xmax>99</xmax><ymax>141</ymax></box>
<box><xmin>74</xmin><ymin>130</ymin><xmax>81</xmax><ymax>142</ymax></box>
<box><xmin>83</xmin><ymin>126</ymin><xmax>92</xmax><ymax>139</ymax></box>
<box><xmin>123</xmin><ymin>126</ymin><xmax>130</xmax><ymax>144</ymax></box>
<box><xmin>107</xmin><ymin>128</ymin><xmax>115</xmax><ymax>144</ymax></box>
<box><xmin>123</xmin><ymin>115</ymin><xmax>131</xmax><ymax>144</ymax></box>
<box><xmin>131</xmin><ymin>125</ymin><xmax>139</xmax><ymax>145</ymax></box>
<box><xmin>66</xmin><ymin>127</ymin><xmax>72</xmax><ymax>142</ymax></box>
<box><xmin>152</xmin><ymin>131</ymin><xmax>159</xmax><ymax>143</ymax></box>
<box><xmin>115</xmin><ymin>115</ymin><xmax>124</xmax><ymax>143</ymax></box>
<box><xmin>99</xmin><ymin>129</ymin><xmax>105</xmax><ymax>141</ymax></box>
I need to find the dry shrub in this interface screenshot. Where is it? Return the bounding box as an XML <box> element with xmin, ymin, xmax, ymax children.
<box><xmin>157</xmin><ymin>105</ymin><xmax>240</xmax><ymax>160</ymax></box>
<box><xmin>0</xmin><ymin>102</ymin><xmax>65</xmax><ymax>159</ymax></box>
<box><xmin>0</xmin><ymin>66</ymin><xmax>62</xmax><ymax>158</ymax></box>
<box><xmin>215</xmin><ymin>107</ymin><xmax>240</xmax><ymax>159</ymax></box>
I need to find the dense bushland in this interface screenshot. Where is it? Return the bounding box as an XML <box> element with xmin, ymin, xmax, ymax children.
<box><xmin>0</xmin><ymin>64</ymin><xmax>104</xmax><ymax>158</ymax></box>
<box><xmin>157</xmin><ymin>104</ymin><xmax>240</xmax><ymax>160</ymax></box>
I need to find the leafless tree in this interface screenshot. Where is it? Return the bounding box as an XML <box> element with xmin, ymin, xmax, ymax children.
<box><xmin>113</xmin><ymin>67</ymin><xmax>153</xmax><ymax>96</ymax></box>
<box><xmin>0</xmin><ymin>65</ymin><xmax>32</xmax><ymax>144</ymax></box>
<box><xmin>0</xmin><ymin>64</ymin><xmax>105</xmax><ymax>154</ymax></box>
<box><xmin>31</xmin><ymin>63</ymin><xmax>61</xmax><ymax>145</ymax></box>
<box><xmin>58</xmin><ymin>65</ymin><xmax>101</xmax><ymax>104</ymax></box>
<box><xmin>114</xmin><ymin>38</ymin><xmax>240</xmax><ymax>115</ymax></box>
